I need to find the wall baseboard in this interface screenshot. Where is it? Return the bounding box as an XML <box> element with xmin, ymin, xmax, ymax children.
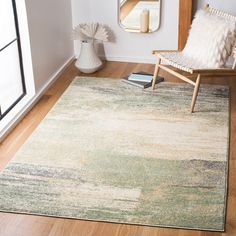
<box><xmin>36</xmin><ymin>56</ymin><xmax>75</xmax><ymax>96</ymax></box>
<box><xmin>0</xmin><ymin>56</ymin><xmax>75</xmax><ymax>142</ymax></box>
<box><xmin>100</xmin><ymin>55</ymin><xmax>156</xmax><ymax>64</ymax></box>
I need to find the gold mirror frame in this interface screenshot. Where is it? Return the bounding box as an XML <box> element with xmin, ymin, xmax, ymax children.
<box><xmin>117</xmin><ymin>0</ymin><xmax>162</xmax><ymax>34</ymax></box>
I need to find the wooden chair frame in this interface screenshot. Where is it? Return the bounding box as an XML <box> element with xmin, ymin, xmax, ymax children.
<box><xmin>152</xmin><ymin>5</ymin><xmax>236</xmax><ymax>113</ymax></box>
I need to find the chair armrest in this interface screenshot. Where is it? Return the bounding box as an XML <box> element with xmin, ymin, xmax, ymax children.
<box><xmin>152</xmin><ymin>50</ymin><xmax>180</xmax><ymax>55</ymax></box>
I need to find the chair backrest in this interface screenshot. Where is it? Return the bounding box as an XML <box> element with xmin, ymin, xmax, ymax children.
<box><xmin>206</xmin><ymin>5</ymin><xmax>236</xmax><ymax>22</ymax></box>
<box><xmin>206</xmin><ymin>5</ymin><xmax>236</xmax><ymax>69</ymax></box>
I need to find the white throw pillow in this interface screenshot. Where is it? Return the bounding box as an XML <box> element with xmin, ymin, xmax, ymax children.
<box><xmin>183</xmin><ymin>10</ymin><xmax>236</xmax><ymax>68</ymax></box>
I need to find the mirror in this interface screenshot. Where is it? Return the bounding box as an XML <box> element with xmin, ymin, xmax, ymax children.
<box><xmin>119</xmin><ymin>0</ymin><xmax>161</xmax><ymax>33</ymax></box>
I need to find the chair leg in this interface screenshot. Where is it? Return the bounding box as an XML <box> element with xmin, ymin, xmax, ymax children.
<box><xmin>152</xmin><ymin>57</ymin><xmax>161</xmax><ymax>90</ymax></box>
<box><xmin>191</xmin><ymin>74</ymin><xmax>201</xmax><ymax>113</ymax></box>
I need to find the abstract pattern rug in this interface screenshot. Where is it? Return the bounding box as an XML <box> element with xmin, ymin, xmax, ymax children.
<box><xmin>0</xmin><ymin>77</ymin><xmax>229</xmax><ymax>231</ymax></box>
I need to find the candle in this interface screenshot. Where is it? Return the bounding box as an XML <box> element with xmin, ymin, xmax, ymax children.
<box><xmin>140</xmin><ymin>9</ymin><xmax>150</xmax><ymax>33</ymax></box>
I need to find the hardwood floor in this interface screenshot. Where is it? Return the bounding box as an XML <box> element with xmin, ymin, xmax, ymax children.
<box><xmin>0</xmin><ymin>61</ymin><xmax>235</xmax><ymax>236</ymax></box>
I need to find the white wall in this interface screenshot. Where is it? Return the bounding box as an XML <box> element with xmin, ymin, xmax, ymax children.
<box><xmin>193</xmin><ymin>0</ymin><xmax>236</xmax><ymax>15</ymax></box>
<box><xmin>71</xmin><ymin>0</ymin><xmax>91</xmax><ymax>24</ymax></box>
<box><xmin>25</xmin><ymin>0</ymin><xmax>74</xmax><ymax>93</ymax></box>
<box><xmin>72</xmin><ymin>0</ymin><xmax>179</xmax><ymax>64</ymax></box>
<box><xmin>0</xmin><ymin>0</ymin><xmax>74</xmax><ymax>140</ymax></box>
<box><xmin>0</xmin><ymin>0</ymin><xmax>35</xmax><ymax>139</ymax></box>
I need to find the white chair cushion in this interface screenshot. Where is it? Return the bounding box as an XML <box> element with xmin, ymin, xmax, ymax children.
<box><xmin>183</xmin><ymin>9</ymin><xmax>236</xmax><ymax>69</ymax></box>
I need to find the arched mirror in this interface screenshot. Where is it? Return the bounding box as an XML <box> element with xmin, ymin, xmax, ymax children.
<box><xmin>119</xmin><ymin>0</ymin><xmax>161</xmax><ymax>33</ymax></box>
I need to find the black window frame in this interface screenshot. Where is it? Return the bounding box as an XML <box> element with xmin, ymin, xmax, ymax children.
<box><xmin>0</xmin><ymin>0</ymin><xmax>26</xmax><ymax>120</ymax></box>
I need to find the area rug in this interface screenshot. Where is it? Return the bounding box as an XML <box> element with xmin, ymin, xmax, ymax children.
<box><xmin>122</xmin><ymin>1</ymin><xmax>160</xmax><ymax>31</ymax></box>
<box><xmin>0</xmin><ymin>77</ymin><xmax>229</xmax><ymax>232</ymax></box>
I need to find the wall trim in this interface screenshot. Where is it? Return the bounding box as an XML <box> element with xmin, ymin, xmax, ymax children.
<box><xmin>100</xmin><ymin>55</ymin><xmax>156</xmax><ymax>64</ymax></box>
<box><xmin>0</xmin><ymin>56</ymin><xmax>75</xmax><ymax>142</ymax></box>
<box><xmin>35</xmin><ymin>56</ymin><xmax>75</xmax><ymax>95</ymax></box>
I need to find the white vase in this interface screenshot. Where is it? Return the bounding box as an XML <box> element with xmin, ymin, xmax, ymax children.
<box><xmin>75</xmin><ymin>41</ymin><xmax>102</xmax><ymax>74</ymax></box>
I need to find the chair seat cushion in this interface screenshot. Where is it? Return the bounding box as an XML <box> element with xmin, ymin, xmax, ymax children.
<box><xmin>182</xmin><ymin>9</ymin><xmax>236</xmax><ymax>68</ymax></box>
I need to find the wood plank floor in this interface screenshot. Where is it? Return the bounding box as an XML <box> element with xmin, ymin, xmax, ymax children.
<box><xmin>0</xmin><ymin>61</ymin><xmax>235</xmax><ymax>236</ymax></box>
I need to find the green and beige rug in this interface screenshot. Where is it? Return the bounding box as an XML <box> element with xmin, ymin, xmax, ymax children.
<box><xmin>0</xmin><ymin>77</ymin><xmax>229</xmax><ymax>231</ymax></box>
